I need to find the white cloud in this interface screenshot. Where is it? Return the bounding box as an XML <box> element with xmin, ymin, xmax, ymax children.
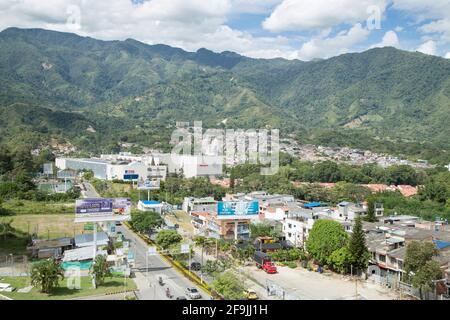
<box><xmin>416</xmin><ymin>40</ymin><xmax>437</xmax><ymax>56</ymax></box>
<box><xmin>263</xmin><ymin>0</ymin><xmax>387</xmax><ymax>32</ymax></box>
<box><xmin>371</xmin><ymin>30</ymin><xmax>400</xmax><ymax>49</ymax></box>
<box><xmin>394</xmin><ymin>26</ymin><xmax>404</xmax><ymax>32</ymax></box>
<box><xmin>0</xmin><ymin>0</ymin><xmax>296</xmax><ymax>59</ymax></box>
<box><xmin>229</xmin><ymin>0</ymin><xmax>282</xmax><ymax>14</ymax></box>
<box><xmin>445</xmin><ymin>52</ymin><xmax>450</xmax><ymax>59</ymax></box>
<box><xmin>296</xmin><ymin>23</ymin><xmax>370</xmax><ymax>60</ymax></box>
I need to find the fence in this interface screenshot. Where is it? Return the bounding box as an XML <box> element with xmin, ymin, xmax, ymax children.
<box><xmin>0</xmin><ymin>254</ymin><xmax>31</xmax><ymax>276</ymax></box>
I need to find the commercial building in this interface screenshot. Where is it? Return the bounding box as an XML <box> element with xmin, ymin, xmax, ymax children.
<box><xmin>55</xmin><ymin>157</ymin><xmax>167</xmax><ymax>181</ymax></box>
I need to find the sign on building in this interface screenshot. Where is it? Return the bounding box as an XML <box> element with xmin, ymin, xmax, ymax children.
<box><xmin>217</xmin><ymin>201</ymin><xmax>259</xmax><ymax>219</ymax></box>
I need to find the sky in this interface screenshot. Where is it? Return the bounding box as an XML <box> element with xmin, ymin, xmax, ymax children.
<box><xmin>0</xmin><ymin>0</ymin><xmax>450</xmax><ymax>61</ymax></box>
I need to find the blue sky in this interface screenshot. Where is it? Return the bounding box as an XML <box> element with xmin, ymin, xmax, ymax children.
<box><xmin>0</xmin><ymin>0</ymin><xmax>449</xmax><ymax>60</ymax></box>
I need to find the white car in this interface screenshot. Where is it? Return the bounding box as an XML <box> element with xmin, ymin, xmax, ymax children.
<box><xmin>185</xmin><ymin>287</ymin><xmax>202</xmax><ymax>299</ymax></box>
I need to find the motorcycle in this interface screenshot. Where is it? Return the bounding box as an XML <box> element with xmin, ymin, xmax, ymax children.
<box><xmin>166</xmin><ymin>288</ymin><xmax>173</xmax><ymax>299</ymax></box>
<box><xmin>158</xmin><ymin>277</ymin><xmax>164</xmax><ymax>286</ymax></box>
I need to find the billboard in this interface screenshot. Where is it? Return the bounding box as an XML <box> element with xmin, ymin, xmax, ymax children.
<box><xmin>75</xmin><ymin>198</ymin><xmax>131</xmax><ymax>223</ymax></box>
<box><xmin>112</xmin><ymin>198</ymin><xmax>132</xmax><ymax>215</ymax></box>
<box><xmin>217</xmin><ymin>201</ymin><xmax>259</xmax><ymax>219</ymax></box>
<box><xmin>137</xmin><ymin>179</ymin><xmax>160</xmax><ymax>190</ymax></box>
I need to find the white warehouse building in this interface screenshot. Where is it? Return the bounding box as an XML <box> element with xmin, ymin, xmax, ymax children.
<box><xmin>55</xmin><ymin>158</ymin><xmax>167</xmax><ymax>181</ymax></box>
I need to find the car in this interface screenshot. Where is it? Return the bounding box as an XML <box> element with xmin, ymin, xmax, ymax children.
<box><xmin>115</xmin><ymin>221</ymin><xmax>122</xmax><ymax>226</ymax></box>
<box><xmin>185</xmin><ymin>287</ymin><xmax>202</xmax><ymax>299</ymax></box>
<box><xmin>190</xmin><ymin>262</ymin><xmax>201</xmax><ymax>271</ymax></box>
<box><xmin>243</xmin><ymin>289</ymin><xmax>258</xmax><ymax>300</ymax></box>
<box><xmin>176</xmin><ymin>296</ymin><xmax>187</xmax><ymax>300</ymax></box>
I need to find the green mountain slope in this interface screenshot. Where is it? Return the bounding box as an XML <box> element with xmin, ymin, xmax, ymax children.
<box><xmin>1</xmin><ymin>28</ymin><xmax>450</xmax><ymax>162</ymax></box>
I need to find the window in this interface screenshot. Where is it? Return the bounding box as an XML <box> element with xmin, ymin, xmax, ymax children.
<box><xmin>378</xmin><ymin>254</ymin><xmax>386</xmax><ymax>263</ymax></box>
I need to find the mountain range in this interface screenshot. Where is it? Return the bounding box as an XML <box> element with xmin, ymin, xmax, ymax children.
<box><xmin>1</xmin><ymin>27</ymin><xmax>450</xmax><ymax>163</ymax></box>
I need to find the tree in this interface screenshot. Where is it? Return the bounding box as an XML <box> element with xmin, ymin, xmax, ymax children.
<box><xmin>30</xmin><ymin>259</ymin><xmax>65</xmax><ymax>293</ymax></box>
<box><xmin>328</xmin><ymin>246</ymin><xmax>352</xmax><ymax>274</ymax></box>
<box><xmin>411</xmin><ymin>260</ymin><xmax>442</xmax><ymax>299</ymax></box>
<box><xmin>249</xmin><ymin>222</ymin><xmax>280</xmax><ymax>239</ymax></box>
<box><xmin>314</xmin><ymin>161</ymin><xmax>341</xmax><ymax>183</ymax></box>
<box><xmin>364</xmin><ymin>197</ymin><xmax>378</xmax><ymax>222</ymax></box>
<box><xmin>155</xmin><ymin>230</ymin><xmax>183</xmax><ymax>249</ymax></box>
<box><xmin>212</xmin><ymin>271</ymin><xmax>245</xmax><ymax>300</ymax></box>
<box><xmin>348</xmin><ymin>218</ymin><xmax>370</xmax><ymax>273</ymax></box>
<box><xmin>386</xmin><ymin>165</ymin><xmax>417</xmax><ymax>186</ymax></box>
<box><xmin>404</xmin><ymin>241</ymin><xmax>442</xmax><ymax>299</ymax></box>
<box><xmin>90</xmin><ymin>254</ymin><xmax>112</xmax><ymax>286</ymax></box>
<box><xmin>305</xmin><ymin>220</ymin><xmax>348</xmax><ymax>266</ymax></box>
<box><xmin>131</xmin><ymin>211</ymin><xmax>163</xmax><ymax>234</ymax></box>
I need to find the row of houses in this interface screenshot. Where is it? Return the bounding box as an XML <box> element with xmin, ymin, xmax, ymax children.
<box><xmin>182</xmin><ymin>191</ymin><xmax>450</xmax><ymax>297</ymax></box>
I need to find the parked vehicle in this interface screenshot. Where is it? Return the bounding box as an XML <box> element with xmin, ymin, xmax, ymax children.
<box><xmin>190</xmin><ymin>262</ymin><xmax>201</xmax><ymax>271</ymax></box>
<box><xmin>185</xmin><ymin>287</ymin><xmax>202</xmax><ymax>299</ymax></box>
<box><xmin>243</xmin><ymin>289</ymin><xmax>258</xmax><ymax>300</ymax></box>
<box><xmin>254</xmin><ymin>251</ymin><xmax>277</xmax><ymax>274</ymax></box>
<box><xmin>176</xmin><ymin>296</ymin><xmax>187</xmax><ymax>300</ymax></box>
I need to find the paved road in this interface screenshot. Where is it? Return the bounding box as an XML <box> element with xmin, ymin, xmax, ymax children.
<box><xmin>118</xmin><ymin>224</ymin><xmax>211</xmax><ymax>300</ymax></box>
<box><xmin>81</xmin><ymin>182</ymin><xmax>101</xmax><ymax>198</ymax></box>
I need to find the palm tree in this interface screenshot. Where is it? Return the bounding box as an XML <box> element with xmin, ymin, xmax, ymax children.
<box><xmin>30</xmin><ymin>258</ymin><xmax>65</xmax><ymax>293</ymax></box>
<box><xmin>90</xmin><ymin>255</ymin><xmax>112</xmax><ymax>287</ymax></box>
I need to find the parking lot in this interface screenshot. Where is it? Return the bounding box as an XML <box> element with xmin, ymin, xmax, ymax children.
<box><xmin>242</xmin><ymin>264</ymin><xmax>399</xmax><ymax>300</ymax></box>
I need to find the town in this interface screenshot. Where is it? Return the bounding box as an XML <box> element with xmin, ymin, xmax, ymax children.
<box><xmin>1</xmin><ymin>151</ymin><xmax>449</xmax><ymax>301</ymax></box>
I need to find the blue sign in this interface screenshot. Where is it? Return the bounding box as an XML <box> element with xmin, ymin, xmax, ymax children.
<box><xmin>217</xmin><ymin>201</ymin><xmax>259</xmax><ymax>217</ymax></box>
<box><xmin>123</xmin><ymin>174</ymin><xmax>139</xmax><ymax>181</ymax></box>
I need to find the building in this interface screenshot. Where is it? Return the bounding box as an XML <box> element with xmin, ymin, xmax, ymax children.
<box><xmin>55</xmin><ymin>157</ymin><xmax>167</xmax><ymax>181</ymax></box>
<box><xmin>364</xmin><ymin>221</ymin><xmax>450</xmax><ymax>291</ymax></box>
<box><xmin>137</xmin><ymin>200</ymin><xmax>163</xmax><ymax>214</ymax></box>
<box><xmin>162</xmin><ymin>154</ymin><xmax>223</xmax><ymax>178</ymax></box>
<box><xmin>27</xmin><ymin>237</ymin><xmax>74</xmax><ymax>259</ymax></box>
<box><xmin>182</xmin><ymin>197</ymin><xmax>217</xmax><ymax>215</ymax></box>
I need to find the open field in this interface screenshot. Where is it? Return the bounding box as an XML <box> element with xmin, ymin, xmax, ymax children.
<box><xmin>165</xmin><ymin>210</ymin><xmax>195</xmax><ymax>235</ymax></box>
<box><xmin>0</xmin><ymin>214</ymin><xmax>89</xmax><ymax>255</ymax></box>
<box><xmin>0</xmin><ymin>276</ymin><xmax>136</xmax><ymax>300</ymax></box>
<box><xmin>1</xmin><ymin>200</ymin><xmax>74</xmax><ymax>215</ymax></box>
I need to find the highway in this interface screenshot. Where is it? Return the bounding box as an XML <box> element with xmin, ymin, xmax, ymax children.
<box><xmin>118</xmin><ymin>224</ymin><xmax>211</xmax><ymax>300</ymax></box>
<box><xmin>80</xmin><ymin>181</ymin><xmax>210</xmax><ymax>300</ymax></box>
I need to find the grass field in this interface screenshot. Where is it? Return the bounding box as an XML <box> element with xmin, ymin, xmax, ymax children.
<box><xmin>2</xmin><ymin>200</ymin><xmax>75</xmax><ymax>215</ymax></box>
<box><xmin>0</xmin><ymin>276</ymin><xmax>136</xmax><ymax>300</ymax></box>
<box><xmin>165</xmin><ymin>210</ymin><xmax>195</xmax><ymax>234</ymax></box>
<box><xmin>0</xmin><ymin>214</ymin><xmax>90</xmax><ymax>255</ymax></box>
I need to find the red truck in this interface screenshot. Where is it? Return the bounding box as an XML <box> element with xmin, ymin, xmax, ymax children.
<box><xmin>254</xmin><ymin>251</ymin><xmax>277</xmax><ymax>274</ymax></box>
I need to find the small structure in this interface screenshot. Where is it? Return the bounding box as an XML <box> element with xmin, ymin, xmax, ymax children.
<box><xmin>137</xmin><ymin>200</ymin><xmax>163</xmax><ymax>214</ymax></box>
<box><xmin>27</xmin><ymin>237</ymin><xmax>74</xmax><ymax>259</ymax></box>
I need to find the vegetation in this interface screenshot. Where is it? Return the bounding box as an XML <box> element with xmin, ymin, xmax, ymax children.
<box><xmin>305</xmin><ymin>220</ymin><xmax>348</xmax><ymax>268</ymax></box>
<box><xmin>212</xmin><ymin>271</ymin><xmax>245</xmax><ymax>300</ymax></box>
<box><xmin>90</xmin><ymin>255</ymin><xmax>113</xmax><ymax>287</ymax></box>
<box><xmin>1</xmin><ymin>276</ymin><xmax>136</xmax><ymax>300</ymax></box>
<box><xmin>347</xmin><ymin>218</ymin><xmax>370</xmax><ymax>273</ymax></box>
<box><xmin>155</xmin><ymin>230</ymin><xmax>183</xmax><ymax>249</ymax></box>
<box><xmin>1</xmin><ymin>28</ymin><xmax>450</xmax><ymax>164</ymax></box>
<box><xmin>130</xmin><ymin>210</ymin><xmax>164</xmax><ymax>234</ymax></box>
<box><xmin>404</xmin><ymin>241</ymin><xmax>443</xmax><ymax>299</ymax></box>
<box><xmin>30</xmin><ymin>259</ymin><xmax>65</xmax><ymax>293</ymax></box>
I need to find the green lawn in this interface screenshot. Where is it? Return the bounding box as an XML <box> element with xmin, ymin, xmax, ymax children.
<box><xmin>2</xmin><ymin>200</ymin><xmax>75</xmax><ymax>215</ymax></box>
<box><xmin>0</xmin><ymin>276</ymin><xmax>137</xmax><ymax>300</ymax></box>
